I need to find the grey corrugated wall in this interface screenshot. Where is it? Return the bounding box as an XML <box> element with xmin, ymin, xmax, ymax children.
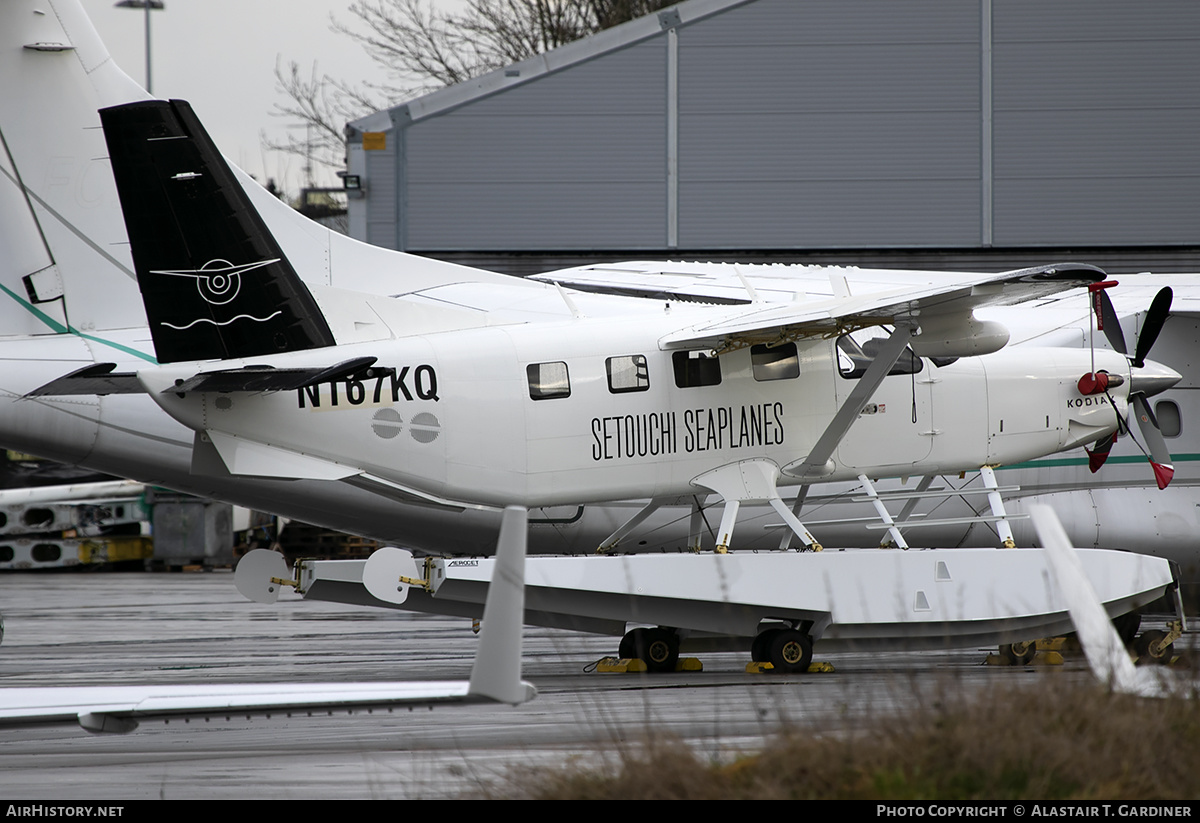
<box><xmin>358</xmin><ymin>0</ymin><xmax>1199</xmax><ymax>255</ymax></box>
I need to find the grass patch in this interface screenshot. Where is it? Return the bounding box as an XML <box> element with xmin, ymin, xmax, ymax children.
<box><xmin>486</xmin><ymin>679</ymin><xmax>1200</xmax><ymax>800</ymax></box>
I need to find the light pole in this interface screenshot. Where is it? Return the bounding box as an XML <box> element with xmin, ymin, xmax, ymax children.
<box><xmin>113</xmin><ymin>0</ymin><xmax>164</xmax><ymax>94</ymax></box>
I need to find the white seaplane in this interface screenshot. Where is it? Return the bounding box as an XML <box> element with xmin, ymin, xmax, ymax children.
<box><xmin>0</xmin><ymin>0</ymin><xmax>1185</xmax><ymax>672</ymax></box>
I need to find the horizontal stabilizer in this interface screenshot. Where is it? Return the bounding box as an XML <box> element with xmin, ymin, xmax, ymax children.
<box><xmin>27</xmin><ymin>363</ymin><xmax>143</xmax><ymax>396</ymax></box>
<box><xmin>27</xmin><ymin>357</ymin><xmax>382</xmax><ymax>398</ymax></box>
<box><xmin>167</xmin><ymin>357</ymin><xmax>378</xmax><ymax>395</ymax></box>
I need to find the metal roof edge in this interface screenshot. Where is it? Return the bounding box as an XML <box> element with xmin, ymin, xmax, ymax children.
<box><xmin>348</xmin><ymin>0</ymin><xmax>754</xmax><ymax>133</ymax></box>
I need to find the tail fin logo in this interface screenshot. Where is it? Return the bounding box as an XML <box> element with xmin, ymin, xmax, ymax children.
<box><xmin>101</xmin><ymin>99</ymin><xmax>336</xmax><ymax>362</ymax></box>
<box><xmin>150</xmin><ymin>258</ymin><xmax>279</xmax><ymax>306</ymax></box>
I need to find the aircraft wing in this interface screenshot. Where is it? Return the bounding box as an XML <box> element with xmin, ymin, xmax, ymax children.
<box><xmin>1</xmin><ymin>507</ymin><xmax>535</xmax><ymax>733</ymax></box>
<box><xmin>656</xmin><ymin>264</ymin><xmax>1104</xmax><ymax>351</ymax></box>
<box><xmin>0</xmin><ymin>682</ymin><xmax>475</xmax><ymax>734</ymax></box>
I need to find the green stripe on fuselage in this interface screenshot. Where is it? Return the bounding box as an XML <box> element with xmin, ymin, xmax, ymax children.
<box><xmin>0</xmin><ymin>283</ymin><xmax>157</xmax><ymax>364</ymax></box>
<box><xmin>1000</xmin><ymin>453</ymin><xmax>1200</xmax><ymax>471</ymax></box>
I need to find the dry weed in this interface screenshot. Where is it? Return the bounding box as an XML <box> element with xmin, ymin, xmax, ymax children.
<box><xmin>488</xmin><ymin>679</ymin><xmax>1200</xmax><ymax>800</ymax></box>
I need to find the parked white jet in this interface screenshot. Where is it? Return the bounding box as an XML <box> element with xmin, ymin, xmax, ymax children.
<box><xmin>0</xmin><ymin>0</ymin><xmax>1192</xmax><ymax>580</ymax></box>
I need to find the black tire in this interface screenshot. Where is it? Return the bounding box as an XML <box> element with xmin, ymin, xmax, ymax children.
<box><xmin>619</xmin><ymin>627</ymin><xmax>679</xmax><ymax>672</ymax></box>
<box><xmin>1134</xmin><ymin>629</ymin><xmax>1173</xmax><ymax>665</ymax></box>
<box><xmin>1000</xmin><ymin>641</ymin><xmax>1037</xmax><ymax>666</ymax></box>
<box><xmin>751</xmin><ymin>630</ymin><xmax>777</xmax><ymax>663</ymax></box>
<box><xmin>640</xmin><ymin>628</ymin><xmax>680</xmax><ymax>673</ymax></box>
<box><xmin>618</xmin><ymin>629</ymin><xmax>641</xmax><ymax>661</ymax></box>
<box><xmin>767</xmin><ymin>629</ymin><xmax>813</xmax><ymax>674</ymax></box>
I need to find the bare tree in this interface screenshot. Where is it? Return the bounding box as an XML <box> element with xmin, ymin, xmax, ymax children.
<box><xmin>267</xmin><ymin>0</ymin><xmax>674</xmax><ymax>178</ymax></box>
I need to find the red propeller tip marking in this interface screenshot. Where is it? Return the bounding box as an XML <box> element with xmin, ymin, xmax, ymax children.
<box><xmin>1151</xmin><ymin>461</ymin><xmax>1174</xmax><ymax>490</ymax></box>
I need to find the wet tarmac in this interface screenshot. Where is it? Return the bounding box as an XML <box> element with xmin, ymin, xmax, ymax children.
<box><xmin>0</xmin><ymin>570</ymin><xmax>1158</xmax><ymax>800</ymax></box>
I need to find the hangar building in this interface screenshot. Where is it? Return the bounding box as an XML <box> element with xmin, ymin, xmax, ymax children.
<box><xmin>345</xmin><ymin>0</ymin><xmax>1200</xmax><ymax>275</ymax></box>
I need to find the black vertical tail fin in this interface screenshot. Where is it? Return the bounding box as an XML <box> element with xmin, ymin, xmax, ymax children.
<box><xmin>99</xmin><ymin>100</ymin><xmax>335</xmax><ymax>363</ymax></box>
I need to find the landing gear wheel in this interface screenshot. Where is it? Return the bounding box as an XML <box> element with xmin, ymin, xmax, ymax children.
<box><xmin>618</xmin><ymin>630</ymin><xmax>639</xmax><ymax>661</ymax></box>
<box><xmin>1134</xmin><ymin>629</ymin><xmax>1173</xmax><ymax>665</ymax></box>
<box><xmin>619</xmin><ymin>627</ymin><xmax>680</xmax><ymax>673</ymax></box>
<box><xmin>642</xmin><ymin>628</ymin><xmax>680</xmax><ymax>673</ymax></box>
<box><xmin>1000</xmin><ymin>641</ymin><xmax>1036</xmax><ymax>666</ymax></box>
<box><xmin>767</xmin><ymin>629</ymin><xmax>813</xmax><ymax>674</ymax></box>
<box><xmin>751</xmin><ymin>630</ymin><xmax>777</xmax><ymax>663</ymax></box>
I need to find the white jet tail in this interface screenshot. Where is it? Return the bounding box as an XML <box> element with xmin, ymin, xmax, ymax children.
<box><xmin>0</xmin><ymin>0</ymin><xmax>149</xmax><ymax>336</ymax></box>
<box><xmin>0</xmin><ymin>0</ymin><xmax>516</xmax><ymax>351</ymax></box>
<box><xmin>1030</xmin><ymin>504</ymin><xmax>1173</xmax><ymax>697</ymax></box>
<box><xmin>468</xmin><ymin>506</ymin><xmax>536</xmax><ymax>704</ymax></box>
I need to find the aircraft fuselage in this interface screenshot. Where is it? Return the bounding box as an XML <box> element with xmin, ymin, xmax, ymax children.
<box><xmin>134</xmin><ymin>315</ymin><xmax>1132</xmax><ymax>509</ymax></box>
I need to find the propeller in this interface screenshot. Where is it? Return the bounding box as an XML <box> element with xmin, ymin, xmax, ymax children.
<box><xmin>1083</xmin><ymin>286</ymin><xmax>1177</xmax><ymax>488</ymax></box>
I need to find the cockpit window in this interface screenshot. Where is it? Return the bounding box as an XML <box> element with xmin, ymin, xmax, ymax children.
<box><xmin>606</xmin><ymin>355</ymin><xmax>650</xmax><ymax>393</ymax></box>
<box><xmin>751</xmin><ymin>342</ymin><xmax>800</xmax><ymax>381</ymax></box>
<box><xmin>837</xmin><ymin>328</ymin><xmax>923</xmax><ymax>379</ymax></box>
<box><xmin>527</xmin><ymin>361</ymin><xmax>570</xmax><ymax>400</ymax></box>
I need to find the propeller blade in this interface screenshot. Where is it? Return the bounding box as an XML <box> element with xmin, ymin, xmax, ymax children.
<box><xmin>1132</xmin><ymin>394</ymin><xmax>1174</xmax><ymax>489</ymax></box>
<box><xmin>1096</xmin><ymin>289</ymin><xmax>1127</xmax><ymax>355</ymax></box>
<box><xmin>1132</xmin><ymin>287</ymin><xmax>1173</xmax><ymax>368</ymax></box>
<box><xmin>1085</xmin><ymin>432</ymin><xmax>1117</xmax><ymax>473</ymax></box>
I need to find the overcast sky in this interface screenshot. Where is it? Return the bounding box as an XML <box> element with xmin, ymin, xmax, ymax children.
<box><xmin>79</xmin><ymin>1</ymin><xmax>463</xmax><ymax>195</ymax></box>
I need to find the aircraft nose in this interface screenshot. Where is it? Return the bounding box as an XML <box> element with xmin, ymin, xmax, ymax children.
<box><xmin>1129</xmin><ymin>359</ymin><xmax>1182</xmax><ymax>398</ymax></box>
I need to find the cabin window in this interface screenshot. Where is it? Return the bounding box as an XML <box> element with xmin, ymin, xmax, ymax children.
<box><xmin>836</xmin><ymin>328</ymin><xmax>923</xmax><ymax>379</ymax></box>
<box><xmin>606</xmin><ymin>355</ymin><xmax>650</xmax><ymax>393</ymax></box>
<box><xmin>1156</xmin><ymin>400</ymin><xmax>1182</xmax><ymax>438</ymax></box>
<box><xmin>673</xmin><ymin>350</ymin><xmax>722</xmax><ymax>388</ymax></box>
<box><xmin>751</xmin><ymin>342</ymin><xmax>800</xmax><ymax>381</ymax></box>
<box><xmin>527</xmin><ymin>361</ymin><xmax>570</xmax><ymax>400</ymax></box>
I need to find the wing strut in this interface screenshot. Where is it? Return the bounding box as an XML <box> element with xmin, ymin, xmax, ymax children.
<box><xmin>777</xmin><ymin>485</ymin><xmax>810</xmax><ymax>550</ymax></box>
<box><xmin>858</xmin><ymin>475</ymin><xmax>908</xmax><ymax>549</ymax></box>
<box><xmin>784</xmin><ymin>322</ymin><xmax>919</xmax><ymax>480</ymax></box>
<box><xmin>693</xmin><ymin>460</ymin><xmax>821</xmax><ymax>552</ymax></box>
<box><xmin>595</xmin><ymin>498</ymin><xmax>665</xmax><ymax>554</ymax></box>
<box><xmin>688</xmin><ymin>495</ymin><xmax>708</xmax><ymax>552</ymax></box>
<box><xmin>697</xmin><ymin>323</ymin><xmax>921</xmax><ymax>554</ymax></box>
<box><xmin>892</xmin><ymin>474</ymin><xmax>935</xmax><ymax>525</ymax></box>
<box><xmin>980</xmin><ymin>465</ymin><xmax>1016</xmax><ymax>548</ymax></box>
